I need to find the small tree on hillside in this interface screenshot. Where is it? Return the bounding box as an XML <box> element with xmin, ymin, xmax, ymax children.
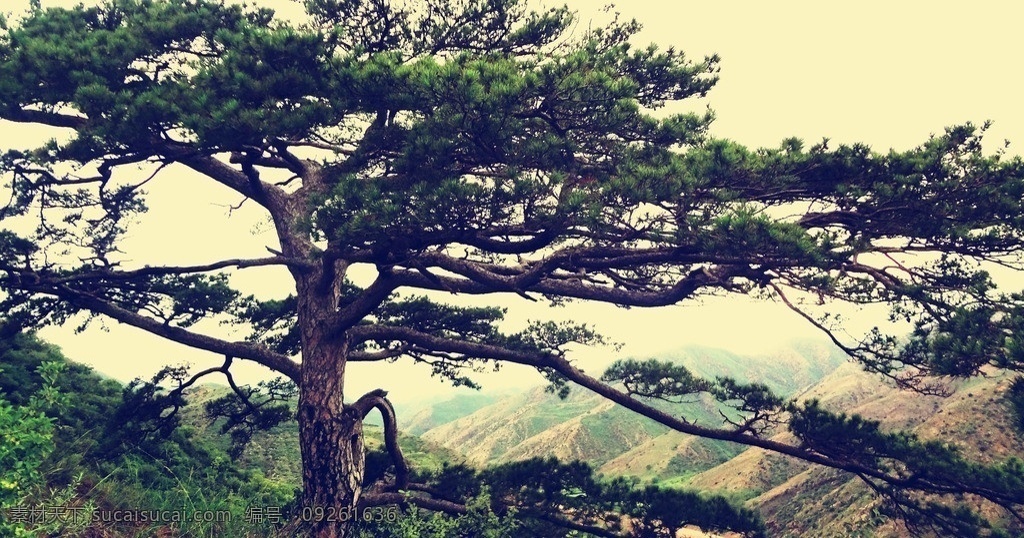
<box><xmin>1</xmin><ymin>1</ymin><xmax>1023</xmax><ymax>536</ymax></box>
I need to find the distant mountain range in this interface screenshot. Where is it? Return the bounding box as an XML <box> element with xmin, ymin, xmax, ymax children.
<box><xmin>405</xmin><ymin>340</ymin><xmax>1024</xmax><ymax>536</ymax></box>
<box><xmin>414</xmin><ymin>340</ymin><xmax>847</xmax><ymax>478</ymax></box>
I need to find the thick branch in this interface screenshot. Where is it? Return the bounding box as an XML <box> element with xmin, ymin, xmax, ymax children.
<box><xmin>348</xmin><ymin>325</ymin><xmax>546</xmax><ymax>368</ymax></box>
<box><xmin>351</xmin><ymin>389</ymin><xmax>409</xmax><ymax>491</ymax></box>
<box><xmin>348</xmin><ymin>345</ymin><xmax>408</xmax><ymax>362</ymax></box>
<box><xmin>351</xmin><ymin>319</ymin><xmax>1020</xmax><ymax>509</ymax></box>
<box><xmin>359</xmin><ymin>491</ymin><xmax>467</xmax><ymax>515</ymax></box>
<box><xmin>3</xmin><ymin>108</ymin><xmax>88</xmax><ymax>129</ymax></box>
<box><xmin>332</xmin><ymin>272</ymin><xmax>398</xmax><ymax>331</ymax></box>
<box><xmin>389</xmin><ymin>264</ymin><xmax>740</xmax><ymax>307</ymax></box>
<box><xmin>228</xmin><ymin>150</ymin><xmax>294</xmax><ymax>172</ymax></box>
<box><xmin>521</xmin><ymin>509</ymin><xmax>622</xmax><ymax>538</ymax></box>
<box><xmin>461</xmin><ymin>228</ymin><xmax>561</xmax><ymax>255</ymax></box>
<box><xmin>178</xmin><ymin>153</ymin><xmax>285</xmax><ymax>211</ymax></box>
<box><xmin>544</xmin><ymin>354</ymin><xmax>1023</xmax><ymax>507</ymax></box>
<box><xmin>52</xmin><ymin>256</ymin><xmax>313</xmax><ymax>283</ymax></box>
<box><xmin>172</xmin><ymin>361</ymin><xmax>227</xmax><ymax>394</ymax></box>
<box><xmin>45</xmin><ymin>285</ymin><xmax>301</xmax><ymax>382</ymax></box>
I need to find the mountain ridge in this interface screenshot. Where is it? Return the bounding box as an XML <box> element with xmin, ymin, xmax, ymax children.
<box><xmin>420</xmin><ymin>339</ymin><xmax>849</xmax><ymax>478</ymax></box>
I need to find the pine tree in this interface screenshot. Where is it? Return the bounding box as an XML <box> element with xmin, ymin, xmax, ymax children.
<box><xmin>2</xmin><ymin>1</ymin><xmax>1023</xmax><ymax>535</ymax></box>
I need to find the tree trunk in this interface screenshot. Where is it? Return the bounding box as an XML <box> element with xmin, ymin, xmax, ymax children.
<box><xmin>294</xmin><ymin>268</ymin><xmax>364</xmax><ymax>537</ymax></box>
<box><xmin>296</xmin><ymin>337</ymin><xmax>364</xmax><ymax>538</ymax></box>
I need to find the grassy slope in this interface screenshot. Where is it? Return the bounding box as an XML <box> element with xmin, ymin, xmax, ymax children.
<box><xmin>402</xmin><ymin>392</ymin><xmax>504</xmax><ymax>436</ymax></box>
<box><xmin>414</xmin><ymin>339</ymin><xmax>1023</xmax><ymax>536</ymax></box>
<box><xmin>421</xmin><ymin>340</ymin><xmax>848</xmax><ymax>483</ymax></box>
<box><xmin>691</xmin><ymin>365</ymin><xmax>1024</xmax><ymax>537</ymax></box>
<box><xmin>421</xmin><ymin>386</ymin><xmax>603</xmax><ymax>465</ymax></box>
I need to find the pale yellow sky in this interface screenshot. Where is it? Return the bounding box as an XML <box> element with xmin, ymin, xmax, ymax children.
<box><xmin>623</xmin><ymin>1</ymin><xmax>1024</xmax><ymax>152</ymax></box>
<box><xmin>2</xmin><ymin>1</ymin><xmax>1022</xmax><ymax>402</ymax></box>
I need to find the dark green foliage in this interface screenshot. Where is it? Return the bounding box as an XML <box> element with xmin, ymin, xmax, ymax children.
<box><xmin>601</xmin><ymin>358</ymin><xmax>786</xmax><ymax>433</ymax></box>
<box><xmin>0</xmin><ymin>332</ymin><xmax>295</xmax><ymax>536</ymax></box>
<box><xmin>1</xmin><ymin>0</ymin><xmax>1016</xmax><ymax>388</ymax></box>
<box><xmin>108</xmin><ymin>365</ymin><xmax>192</xmax><ymax>448</ymax></box>
<box><xmin>602</xmin><ymin>358</ymin><xmax>713</xmax><ymax>401</ymax></box>
<box><xmin>205</xmin><ymin>377</ymin><xmax>298</xmax><ymax>457</ymax></box>
<box><xmin>232</xmin><ymin>294</ymin><xmax>303</xmax><ymax>355</ymax></box>
<box><xmin>355</xmin><ymin>489</ymin><xmax>521</xmax><ymax>538</ymax></box>
<box><xmin>397</xmin><ymin>457</ymin><xmax>766</xmax><ymax>537</ymax></box>
<box><xmin>377</xmin><ymin>296</ymin><xmax>506</xmax><ymax>340</ymax></box>
<box><xmin>0</xmin><ymin>331</ymin><xmax>120</xmax><ymax>457</ymax></box>
<box><xmin>710</xmin><ymin>378</ymin><xmax>785</xmax><ymax>434</ymax></box>
<box><xmin>601</xmin><ymin>353</ymin><xmax>1024</xmax><ymax>534</ymax></box>
<box><xmin>0</xmin><ymin>356</ymin><xmax>59</xmax><ymax>537</ymax></box>
<box><xmin>0</xmin><ymin>331</ymin><xmax>69</xmax><ymax>405</ymax></box>
<box><xmin>1009</xmin><ymin>376</ymin><xmax>1024</xmax><ymax>433</ymax></box>
<box><xmin>104</xmin><ymin>361</ymin><xmax>301</xmax><ymax>459</ymax></box>
<box><xmin>363</xmin><ymin>442</ymin><xmax>766</xmax><ymax>536</ymax></box>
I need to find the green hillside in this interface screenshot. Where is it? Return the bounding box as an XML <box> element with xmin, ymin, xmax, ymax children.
<box><xmin>402</xmin><ymin>392</ymin><xmax>504</xmax><ymax>436</ymax></box>
<box><xmin>421</xmin><ymin>386</ymin><xmax>606</xmax><ymax>464</ymax></box>
<box><xmin>1</xmin><ymin>331</ymin><xmax>768</xmax><ymax>537</ymax></box>
<box><xmin>421</xmin><ymin>339</ymin><xmax>849</xmax><ymax>485</ymax></box>
<box><xmin>0</xmin><ymin>333</ymin><xmax>458</xmax><ymax>537</ymax></box>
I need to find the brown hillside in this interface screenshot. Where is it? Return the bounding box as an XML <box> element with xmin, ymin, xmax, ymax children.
<box><xmin>690</xmin><ymin>367</ymin><xmax>1024</xmax><ymax>537</ymax></box>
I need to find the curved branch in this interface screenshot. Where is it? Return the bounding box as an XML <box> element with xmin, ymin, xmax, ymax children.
<box><xmin>545</xmin><ymin>353</ymin><xmax>1023</xmax><ymax>509</ymax></box>
<box><xmin>350</xmin><ymin>319</ymin><xmax>1021</xmax><ymax>511</ymax></box>
<box><xmin>520</xmin><ymin>508</ymin><xmax>622</xmax><ymax>538</ymax></box>
<box><xmin>359</xmin><ymin>490</ymin><xmax>467</xmax><ymax>515</ymax></box>
<box><xmin>332</xmin><ymin>272</ymin><xmax>398</xmax><ymax>331</ymax></box>
<box><xmin>146</xmin><ymin>359</ymin><xmax>229</xmax><ymax>426</ymax></box>
<box><xmin>768</xmin><ymin>282</ymin><xmax>949</xmax><ymax>395</ymax></box>
<box><xmin>36</xmin><ymin>284</ymin><xmax>301</xmax><ymax>383</ymax></box>
<box><xmin>349</xmin><ymin>325</ymin><xmax>922</xmax><ymax>479</ymax></box>
<box><xmin>177</xmin><ymin>153</ymin><xmax>288</xmax><ymax>213</ymax></box>
<box><xmin>461</xmin><ymin>228</ymin><xmax>561</xmax><ymax>255</ymax></box>
<box><xmin>348</xmin><ymin>324</ymin><xmax>546</xmax><ymax>368</ymax></box>
<box><xmin>228</xmin><ymin>150</ymin><xmax>294</xmax><ymax>171</ymax></box>
<box><xmin>529</xmin><ymin>266</ymin><xmax>729</xmax><ymax>306</ymax></box>
<box><xmin>409</xmin><ymin>247</ymin><xmax>779</xmax><ymax>288</ymax></box>
<box><xmin>349</xmin><ymin>345</ymin><xmax>408</xmax><ymax>362</ymax></box>
<box><xmin>768</xmin><ymin>282</ymin><xmax>866</xmax><ymax>358</ymax></box>
<box><xmin>223</xmin><ymin>359</ymin><xmax>260</xmax><ymax>416</ymax></box>
<box><xmin>172</xmin><ymin>361</ymin><xmax>227</xmax><ymax>394</ymax></box>
<box><xmin>351</xmin><ymin>389</ymin><xmax>409</xmax><ymax>491</ymax></box>
<box><xmin>388</xmin><ymin>265</ymin><xmax>740</xmax><ymax>307</ymax></box>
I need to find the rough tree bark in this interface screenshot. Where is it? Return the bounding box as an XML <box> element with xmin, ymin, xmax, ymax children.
<box><xmin>296</xmin><ymin>338</ymin><xmax>364</xmax><ymax>538</ymax></box>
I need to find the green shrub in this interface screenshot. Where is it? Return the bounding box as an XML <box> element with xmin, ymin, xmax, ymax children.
<box><xmin>0</xmin><ymin>361</ymin><xmax>64</xmax><ymax>537</ymax></box>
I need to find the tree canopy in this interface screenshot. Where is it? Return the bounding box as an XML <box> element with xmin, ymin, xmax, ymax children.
<box><xmin>1</xmin><ymin>0</ymin><xmax>1024</xmax><ymax>536</ymax></box>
